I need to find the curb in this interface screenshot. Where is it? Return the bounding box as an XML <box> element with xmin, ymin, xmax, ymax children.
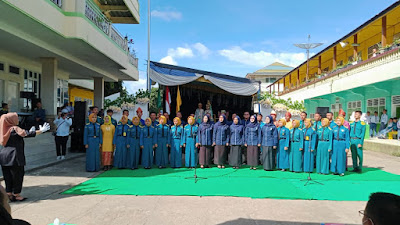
<box><xmin>0</xmin><ymin>153</ymin><xmax>85</xmax><ymax>181</ymax></box>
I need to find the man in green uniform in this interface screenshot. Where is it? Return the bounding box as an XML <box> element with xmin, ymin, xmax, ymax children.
<box><xmin>350</xmin><ymin>110</ymin><xmax>366</xmax><ymax>173</ymax></box>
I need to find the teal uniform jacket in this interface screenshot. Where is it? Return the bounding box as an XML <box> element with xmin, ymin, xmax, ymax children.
<box><xmin>289</xmin><ymin>127</ymin><xmax>304</xmax><ymax>172</ymax></box>
<box><xmin>111</xmin><ymin>118</ymin><xmax>118</xmax><ymax>127</ymax></box>
<box><xmin>331</xmin><ymin>125</ymin><xmax>350</xmax><ymax>174</ymax></box>
<box><xmin>155</xmin><ymin>124</ymin><xmax>170</xmax><ymax>167</ymax></box>
<box><xmin>127</xmin><ymin>125</ymin><xmax>142</xmax><ymax>169</ymax></box>
<box><xmin>170</xmin><ymin>125</ymin><xmax>184</xmax><ymax>168</ymax></box>
<box><xmin>316</xmin><ymin>127</ymin><xmax>333</xmax><ymax>174</ymax></box>
<box><xmin>276</xmin><ymin>127</ymin><xmax>290</xmax><ymax>169</ymax></box>
<box><xmin>312</xmin><ymin>121</ymin><xmax>322</xmax><ymax>132</ymax></box>
<box><xmin>299</xmin><ymin>120</ymin><xmax>306</xmax><ymax>129</ymax></box>
<box><xmin>183</xmin><ymin>124</ymin><xmax>198</xmax><ymax>167</ymax></box>
<box><xmin>84</xmin><ymin>122</ymin><xmax>102</xmax><ymax>172</ymax></box>
<box><xmin>350</xmin><ymin>120</ymin><xmax>366</xmax><ymax>170</ymax></box>
<box><xmin>113</xmin><ymin>123</ymin><xmax>130</xmax><ymax>168</ymax></box>
<box><xmin>302</xmin><ymin>127</ymin><xmax>317</xmax><ymax>173</ymax></box>
<box><xmin>140</xmin><ymin>125</ymin><xmax>157</xmax><ymax>168</ymax></box>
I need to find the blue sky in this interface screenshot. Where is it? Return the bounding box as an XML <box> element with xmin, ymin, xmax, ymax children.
<box><xmin>117</xmin><ymin>0</ymin><xmax>398</xmax><ymax>94</ymax></box>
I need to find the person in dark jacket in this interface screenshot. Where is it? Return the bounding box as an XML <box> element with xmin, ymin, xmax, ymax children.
<box><xmin>213</xmin><ymin>115</ymin><xmax>230</xmax><ymax>169</ymax></box>
<box><xmin>196</xmin><ymin>115</ymin><xmax>213</xmax><ymax>168</ymax></box>
<box><xmin>0</xmin><ymin>113</ymin><xmax>50</xmax><ymax>202</ymax></box>
<box><xmin>229</xmin><ymin>116</ymin><xmax>244</xmax><ymax>169</ymax></box>
<box><xmin>261</xmin><ymin>115</ymin><xmax>278</xmax><ymax>171</ymax></box>
<box><xmin>244</xmin><ymin>115</ymin><xmax>261</xmax><ymax>170</ymax></box>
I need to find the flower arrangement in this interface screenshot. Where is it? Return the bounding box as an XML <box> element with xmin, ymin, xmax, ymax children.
<box><xmin>259</xmin><ymin>99</ymin><xmax>272</xmax><ymax>107</ymax></box>
<box><xmin>121</xmin><ymin>102</ymin><xmax>135</xmax><ymax>110</ymax></box>
<box><xmin>288</xmin><ymin>109</ymin><xmax>301</xmax><ymax>116</ymax></box>
<box><xmin>108</xmin><ymin>105</ymin><xmax>121</xmax><ymax>113</ymax></box>
<box><xmin>136</xmin><ymin>97</ymin><xmax>150</xmax><ymax>104</ymax></box>
<box><xmin>273</xmin><ymin>103</ymin><xmax>288</xmax><ymax>112</ymax></box>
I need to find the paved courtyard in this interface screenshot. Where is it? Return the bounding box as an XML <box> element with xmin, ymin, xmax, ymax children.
<box><xmin>5</xmin><ymin>146</ymin><xmax>399</xmax><ymax>225</ymax></box>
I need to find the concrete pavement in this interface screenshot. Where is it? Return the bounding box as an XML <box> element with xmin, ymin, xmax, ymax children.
<box><xmin>7</xmin><ymin>149</ymin><xmax>400</xmax><ymax>225</ymax></box>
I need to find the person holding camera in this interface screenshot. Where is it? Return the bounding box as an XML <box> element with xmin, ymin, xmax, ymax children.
<box><xmin>53</xmin><ymin>109</ymin><xmax>72</xmax><ymax>160</ymax></box>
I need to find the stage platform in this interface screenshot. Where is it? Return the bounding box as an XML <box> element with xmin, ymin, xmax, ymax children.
<box><xmin>364</xmin><ymin>138</ymin><xmax>400</xmax><ymax>157</ymax></box>
<box><xmin>62</xmin><ymin>166</ymin><xmax>400</xmax><ymax>201</ymax></box>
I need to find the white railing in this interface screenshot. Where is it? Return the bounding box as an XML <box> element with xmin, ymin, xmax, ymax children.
<box><xmin>110</xmin><ymin>26</ymin><xmax>128</xmax><ymax>52</ymax></box>
<box><xmin>129</xmin><ymin>54</ymin><xmax>138</xmax><ymax>68</ymax></box>
<box><xmin>51</xmin><ymin>0</ymin><xmax>62</xmax><ymax>8</ymax></box>
<box><xmin>85</xmin><ymin>0</ymin><xmax>111</xmax><ymax>35</ymax></box>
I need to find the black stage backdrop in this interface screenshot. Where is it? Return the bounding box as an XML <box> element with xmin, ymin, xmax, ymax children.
<box><xmin>162</xmin><ymin>81</ymin><xmax>253</xmax><ymax>122</ymax></box>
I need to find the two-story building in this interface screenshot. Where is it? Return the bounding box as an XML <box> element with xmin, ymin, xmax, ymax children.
<box><xmin>246</xmin><ymin>62</ymin><xmax>292</xmax><ymax>92</ymax></box>
<box><xmin>267</xmin><ymin>1</ymin><xmax>400</xmax><ymax>120</ymax></box>
<box><xmin>0</xmin><ymin>0</ymin><xmax>139</xmax><ymax>119</ymax></box>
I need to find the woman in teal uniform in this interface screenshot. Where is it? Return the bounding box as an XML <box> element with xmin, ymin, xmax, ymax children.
<box><xmin>276</xmin><ymin>118</ymin><xmax>290</xmax><ymax>171</ymax></box>
<box><xmin>140</xmin><ymin>118</ymin><xmax>157</xmax><ymax>169</ymax></box>
<box><xmin>113</xmin><ymin>115</ymin><xmax>130</xmax><ymax>169</ymax></box>
<box><xmin>127</xmin><ymin>116</ymin><xmax>142</xmax><ymax>169</ymax></box>
<box><xmin>84</xmin><ymin>113</ymin><xmax>102</xmax><ymax>172</ymax></box>
<box><xmin>289</xmin><ymin>120</ymin><xmax>304</xmax><ymax>172</ymax></box>
<box><xmin>170</xmin><ymin>117</ymin><xmax>183</xmax><ymax>168</ymax></box>
<box><xmin>183</xmin><ymin>116</ymin><xmax>198</xmax><ymax>168</ymax></box>
<box><xmin>331</xmin><ymin>117</ymin><xmax>350</xmax><ymax>176</ymax></box>
<box><xmin>155</xmin><ymin>116</ymin><xmax>170</xmax><ymax>169</ymax></box>
<box><xmin>302</xmin><ymin>119</ymin><xmax>317</xmax><ymax>173</ymax></box>
<box><xmin>316</xmin><ymin>118</ymin><xmax>333</xmax><ymax>174</ymax></box>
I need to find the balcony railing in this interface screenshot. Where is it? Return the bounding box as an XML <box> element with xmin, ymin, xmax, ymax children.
<box><xmin>84</xmin><ymin>0</ymin><xmax>133</xmax><ymax>61</ymax></box>
<box><xmin>271</xmin><ymin>46</ymin><xmax>400</xmax><ymax>95</ymax></box>
<box><xmin>85</xmin><ymin>0</ymin><xmax>111</xmax><ymax>35</ymax></box>
<box><xmin>129</xmin><ymin>54</ymin><xmax>138</xmax><ymax>67</ymax></box>
<box><xmin>51</xmin><ymin>0</ymin><xmax>62</xmax><ymax>8</ymax></box>
<box><xmin>110</xmin><ymin>26</ymin><xmax>128</xmax><ymax>52</ymax></box>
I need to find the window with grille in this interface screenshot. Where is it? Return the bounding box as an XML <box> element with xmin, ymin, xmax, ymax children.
<box><xmin>347</xmin><ymin>100</ymin><xmax>362</xmax><ymax>119</ymax></box>
<box><xmin>57</xmin><ymin>79</ymin><xmax>68</xmax><ymax>107</ymax></box>
<box><xmin>367</xmin><ymin>97</ymin><xmax>386</xmax><ymax>116</ymax></box>
<box><xmin>23</xmin><ymin>69</ymin><xmax>41</xmax><ymax>109</ymax></box>
<box><xmin>392</xmin><ymin>95</ymin><xmax>400</xmax><ymax>105</ymax></box>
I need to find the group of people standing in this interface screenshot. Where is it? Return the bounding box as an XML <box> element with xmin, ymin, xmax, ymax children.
<box><xmin>84</xmin><ymin>106</ymin><xmax>366</xmax><ymax>177</ymax></box>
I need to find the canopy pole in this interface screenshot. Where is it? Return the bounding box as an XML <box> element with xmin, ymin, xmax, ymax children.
<box><xmin>146</xmin><ymin>0</ymin><xmax>151</xmax><ymax>91</ymax></box>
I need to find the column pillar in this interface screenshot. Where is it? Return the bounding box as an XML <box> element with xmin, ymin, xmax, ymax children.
<box><xmin>353</xmin><ymin>34</ymin><xmax>358</xmax><ymax>60</ymax></box>
<box><xmin>318</xmin><ymin>55</ymin><xmax>322</xmax><ymax>75</ymax></box>
<box><xmin>382</xmin><ymin>16</ymin><xmax>387</xmax><ymax>47</ymax></box>
<box><xmin>41</xmin><ymin>58</ymin><xmax>58</xmax><ymax>118</ymax></box>
<box><xmin>93</xmin><ymin>77</ymin><xmax>104</xmax><ymax>109</ymax></box>
<box><xmin>333</xmin><ymin>46</ymin><xmax>337</xmax><ymax>69</ymax></box>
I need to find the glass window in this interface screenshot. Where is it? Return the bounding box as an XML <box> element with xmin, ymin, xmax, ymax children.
<box><xmin>0</xmin><ymin>62</ymin><xmax>4</xmax><ymax>71</ymax></box>
<box><xmin>270</xmin><ymin>78</ymin><xmax>276</xmax><ymax>83</ymax></box>
<box><xmin>9</xmin><ymin>65</ymin><xmax>20</xmax><ymax>75</ymax></box>
<box><xmin>367</xmin><ymin>97</ymin><xmax>386</xmax><ymax>117</ymax></box>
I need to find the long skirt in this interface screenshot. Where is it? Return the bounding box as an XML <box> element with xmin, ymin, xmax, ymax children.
<box><xmin>229</xmin><ymin>145</ymin><xmax>242</xmax><ymax>167</ymax></box>
<box><xmin>277</xmin><ymin>142</ymin><xmax>289</xmax><ymax>169</ymax></box>
<box><xmin>247</xmin><ymin>145</ymin><xmax>259</xmax><ymax>166</ymax></box>
<box><xmin>142</xmin><ymin>137</ymin><xmax>154</xmax><ymax>168</ymax></box>
<box><xmin>102</xmin><ymin>152</ymin><xmax>113</xmax><ymax>166</ymax></box>
<box><xmin>86</xmin><ymin>137</ymin><xmax>101</xmax><ymax>172</ymax></box>
<box><xmin>170</xmin><ymin>139</ymin><xmax>182</xmax><ymax>168</ymax></box>
<box><xmin>199</xmin><ymin>146</ymin><xmax>212</xmax><ymax>166</ymax></box>
<box><xmin>155</xmin><ymin>137</ymin><xmax>168</xmax><ymax>167</ymax></box>
<box><xmin>303</xmin><ymin>140</ymin><xmax>315</xmax><ymax>173</ymax></box>
<box><xmin>214</xmin><ymin>145</ymin><xmax>227</xmax><ymax>165</ymax></box>
<box><xmin>316</xmin><ymin>141</ymin><xmax>330</xmax><ymax>174</ymax></box>
<box><xmin>331</xmin><ymin>140</ymin><xmax>347</xmax><ymax>174</ymax></box>
<box><xmin>127</xmin><ymin>138</ymin><xmax>140</xmax><ymax>169</ymax></box>
<box><xmin>262</xmin><ymin>146</ymin><xmax>275</xmax><ymax>170</ymax></box>
<box><xmin>289</xmin><ymin>141</ymin><xmax>303</xmax><ymax>172</ymax></box>
<box><xmin>113</xmin><ymin>136</ymin><xmax>128</xmax><ymax>169</ymax></box>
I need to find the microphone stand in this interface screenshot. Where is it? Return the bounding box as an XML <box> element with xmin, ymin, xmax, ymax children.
<box><xmin>184</xmin><ymin>141</ymin><xmax>207</xmax><ymax>183</ymax></box>
<box><xmin>301</xmin><ymin>133</ymin><xmax>324</xmax><ymax>186</ymax></box>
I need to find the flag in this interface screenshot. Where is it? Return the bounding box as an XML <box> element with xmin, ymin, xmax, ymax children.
<box><xmin>165</xmin><ymin>86</ymin><xmax>171</xmax><ymax>115</ymax></box>
<box><xmin>176</xmin><ymin>86</ymin><xmax>182</xmax><ymax>113</ymax></box>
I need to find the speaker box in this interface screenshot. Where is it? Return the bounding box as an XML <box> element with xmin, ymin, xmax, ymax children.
<box><xmin>70</xmin><ymin>101</ymin><xmax>87</xmax><ymax>152</ymax></box>
<box><xmin>316</xmin><ymin>107</ymin><xmax>330</xmax><ymax>118</ymax></box>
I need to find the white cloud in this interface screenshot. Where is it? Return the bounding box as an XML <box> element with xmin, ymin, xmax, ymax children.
<box><xmin>159</xmin><ymin>56</ymin><xmax>178</xmax><ymax>65</ymax></box>
<box><xmin>151</xmin><ymin>10</ymin><xmax>182</xmax><ymax>21</ymax></box>
<box><xmin>218</xmin><ymin>46</ymin><xmax>307</xmax><ymax>67</ymax></box>
<box><xmin>192</xmin><ymin>42</ymin><xmax>211</xmax><ymax>57</ymax></box>
<box><xmin>123</xmin><ymin>71</ymin><xmax>147</xmax><ymax>94</ymax></box>
<box><xmin>167</xmin><ymin>47</ymin><xmax>194</xmax><ymax>58</ymax></box>
<box><xmin>159</xmin><ymin>43</ymin><xmax>210</xmax><ymax>65</ymax></box>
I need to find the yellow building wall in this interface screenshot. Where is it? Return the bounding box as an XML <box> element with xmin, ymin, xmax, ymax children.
<box><xmin>68</xmin><ymin>86</ymin><xmax>94</xmax><ymax>106</ymax></box>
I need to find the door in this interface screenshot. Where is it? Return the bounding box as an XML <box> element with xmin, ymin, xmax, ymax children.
<box><xmin>7</xmin><ymin>81</ymin><xmax>19</xmax><ymax>112</ymax></box>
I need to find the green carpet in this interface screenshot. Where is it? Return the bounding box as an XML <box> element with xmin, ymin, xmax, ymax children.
<box><xmin>62</xmin><ymin>166</ymin><xmax>400</xmax><ymax>201</ymax></box>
